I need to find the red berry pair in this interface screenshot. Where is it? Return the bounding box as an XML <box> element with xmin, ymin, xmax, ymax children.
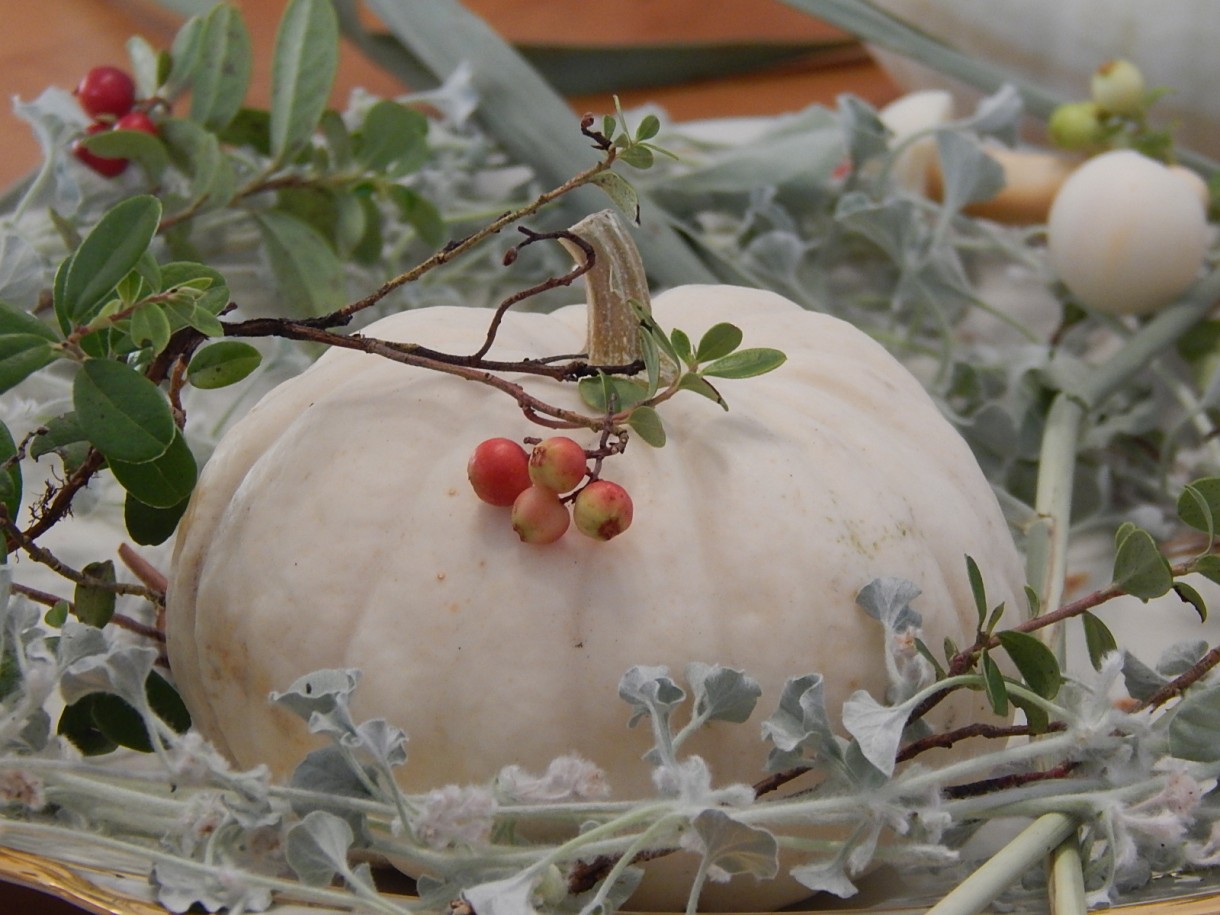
<box><xmin>467</xmin><ymin>437</ymin><xmax>633</xmax><ymax>545</ymax></box>
<box><xmin>71</xmin><ymin>66</ymin><xmax>157</xmax><ymax>177</ymax></box>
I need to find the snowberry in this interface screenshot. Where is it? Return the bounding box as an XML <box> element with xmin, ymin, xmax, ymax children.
<box><xmin>467</xmin><ymin>438</ymin><xmax>531</xmax><ymax>507</ymax></box>
<box><xmin>1047</xmin><ymin>149</ymin><xmax>1209</xmax><ymax>315</ymax></box>
<box><xmin>1090</xmin><ymin>59</ymin><xmax>1146</xmax><ymax>118</ymax></box>
<box><xmin>510</xmin><ymin>486</ymin><xmax>570</xmax><ymax>544</ymax></box>
<box><xmin>1048</xmin><ymin>101</ymin><xmax>1106</xmax><ymax>151</ymax></box>
<box><xmin>72</xmin><ymin>123</ymin><xmax>129</xmax><ymax>178</ymax></box>
<box><xmin>528</xmin><ymin>437</ymin><xmax>587</xmax><ymax>494</ymax></box>
<box><xmin>572</xmin><ymin>480</ymin><xmax>633</xmax><ymax>541</ymax></box>
<box><xmin>75</xmin><ymin>66</ymin><xmax>136</xmax><ymax>120</ymax></box>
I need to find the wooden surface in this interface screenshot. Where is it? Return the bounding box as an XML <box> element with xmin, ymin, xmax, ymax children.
<box><xmin>0</xmin><ymin>0</ymin><xmax>898</xmax><ymax>190</ymax></box>
<box><xmin>0</xmin><ymin>2</ymin><xmax>894</xmax><ymax>912</ymax></box>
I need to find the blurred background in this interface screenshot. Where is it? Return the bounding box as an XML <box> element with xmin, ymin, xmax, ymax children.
<box><xmin>0</xmin><ymin>0</ymin><xmax>901</xmax><ymax>191</ymax></box>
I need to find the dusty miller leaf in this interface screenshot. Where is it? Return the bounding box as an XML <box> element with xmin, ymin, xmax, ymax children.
<box><xmin>856</xmin><ymin>577</ymin><xmax>923</xmax><ymax>633</ymax></box>
<box><xmin>286</xmin><ymin>809</ymin><xmax>356</xmax><ymax>886</ymax></box>
<box><xmin>690</xmin><ymin>808</ymin><xmax>779</xmax><ymax>879</ymax></box>
<box><xmin>760</xmin><ymin>673</ymin><xmax>844</xmax><ymax>772</ymax></box>
<box><xmin>686</xmin><ymin>663</ymin><xmax>761</xmax><ymax>726</ymax></box>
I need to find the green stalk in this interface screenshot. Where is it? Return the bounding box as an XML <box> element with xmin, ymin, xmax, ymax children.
<box><xmin>558</xmin><ymin>210</ymin><xmax>648</xmax><ymax>365</ymax></box>
<box><xmin>924</xmin><ymin>813</ymin><xmax>1078</xmax><ymax>915</ymax></box>
<box><xmin>1026</xmin><ymin>265</ymin><xmax>1220</xmax><ymax>627</ymax></box>
<box><xmin>1048</xmin><ymin>834</ymin><xmax>1088</xmax><ymax>915</ymax></box>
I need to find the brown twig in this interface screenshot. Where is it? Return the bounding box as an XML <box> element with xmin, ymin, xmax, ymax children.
<box><xmin>469</xmin><ymin>227</ymin><xmax>596</xmax><ymax>361</ymax></box>
<box><xmin>943</xmin><ymin>761</ymin><xmax>1080</xmax><ymax>800</ymax></box>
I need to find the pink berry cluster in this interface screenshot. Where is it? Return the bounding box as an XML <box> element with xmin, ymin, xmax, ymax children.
<box><xmin>467</xmin><ymin>437</ymin><xmax>634</xmax><ymax>545</ymax></box>
<box><xmin>71</xmin><ymin>66</ymin><xmax>158</xmax><ymax>177</ymax></box>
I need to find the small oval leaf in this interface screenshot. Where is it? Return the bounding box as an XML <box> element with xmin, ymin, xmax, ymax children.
<box><xmin>108</xmin><ymin>430</ymin><xmax>197</xmax><ymax>508</ymax></box>
<box><xmin>63</xmin><ymin>196</ymin><xmax>162</xmax><ymax>323</ymax></box>
<box><xmin>270</xmin><ymin>0</ymin><xmax>340</xmax><ymax>162</ymax></box>
<box><xmin>73</xmin><ymin>359</ymin><xmax>176</xmax><ymax>463</ymax></box>
<box><xmin>627</xmin><ymin>405</ymin><xmax>666</xmax><ymax>447</ymax></box>
<box><xmin>187</xmin><ymin>340</ymin><xmax>263</xmax><ymax>389</ymax></box>
<box><xmin>996</xmin><ymin>629</ymin><xmax>1063</xmax><ymax>700</ymax></box>
<box><xmin>700</xmin><ymin>347</ymin><xmax>787</xmax><ymax>380</ymax></box>
<box><xmin>695</xmin><ymin>322</ymin><xmax>744</xmax><ymax>363</ymax></box>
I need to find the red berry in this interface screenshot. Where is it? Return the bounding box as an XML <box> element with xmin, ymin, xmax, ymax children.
<box><xmin>511</xmin><ymin>485</ymin><xmax>571</xmax><ymax>544</ymax></box>
<box><xmin>72</xmin><ymin>122</ymin><xmax>128</xmax><ymax>178</ymax></box>
<box><xmin>467</xmin><ymin>438</ymin><xmax>531</xmax><ymax>507</ymax></box>
<box><xmin>528</xmin><ymin>437</ymin><xmax>587</xmax><ymax>494</ymax></box>
<box><xmin>115</xmin><ymin>110</ymin><xmax>157</xmax><ymax>135</ymax></box>
<box><xmin>572</xmin><ymin>480</ymin><xmax>633</xmax><ymax>541</ymax></box>
<box><xmin>76</xmin><ymin>66</ymin><xmax>136</xmax><ymax>120</ymax></box>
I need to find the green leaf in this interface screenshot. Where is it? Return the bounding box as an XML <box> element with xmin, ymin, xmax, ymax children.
<box><xmin>73</xmin><ymin>560</ymin><xmax>117</xmax><ymax>628</ymax></box>
<box><xmin>913</xmin><ymin>637</ymin><xmax>946</xmax><ymax>679</ymax></box>
<box><xmin>386</xmin><ymin>185</ymin><xmax>444</xmax><ymax>248</ymax></box>
<box><xmin>700</xmin><ymin>347</ymin><xmax>787</xmax><ymax>380</ymax></box>
<box><xmin>590</xmin><ymin>171</ymin><xmax>640</xmax><ymax>224</ymax></box>
<box><xmin>1113</xmin><ymin>522</ymin><xmax>1174</xmax><ymax>600</ymax></box>
<box><xmin>678</xmin><ymin>372</ymin><xmax>727</xmax><ymax>409</ymax></box>
<box><xmin>996</xmin><ymin>630</ymin><xmax>1062</xmax><ymax>700</ymax></box>
<box><xmin>187</xmin><ymin>340</ymin><xmax>263</xmax><ymax>389</ymax></box>
<box><xmin>189</xmin><ymin>3</ymin><xmax>253</xmax><ymax>131</ymax></box>
<box><xmin>0</xmin><ymin>335</ymin><xmax>58</xmax><ymax>394</ymax></box>
<box><xmin>44</xmin><ymin>601</ymin><xmax>70</xmax><ymax>629</ymax></box>
<box><xmin>73</xmin><ymin>359</ymin><xmax>176</xmax><ymax>463</ymax></box>
<box><xmin>1173</xmin><ymin>581</ymin><xmax>1209</xmax><ymax>623</ymax></box>
<box><xmin>0</xmin><ymin>301</ymin><xmax>59</xmax><ymax>341</ymax></box>
<box><xmin>965</xmin><ymin>554</ymin><xmax>987</xmax><ymax>631</ymax></box>
<box><xmin>128</xmin><ymin>302</ymin><xmax>173</xmax><ymax>353</ymax></box>
<box><xmin>1081</xmin><ymin>610</ymin><xmax>1118</xmax><ymax>670</ymax></box>
<box><xmin>1168</xmin><ymin>684</ymin><xmax>1220</xmax><ymax>762</ymax></box>
<box><xmin>58</xmin><ymin>671</ymin><xmax>190</xmax><ymax>756</ymax></box>
<box><xmin>159</xmin><ymin>117</ymin><xmax>236</xmax><ymax>213</ymax></box>
<box><xmin>1009</xmin><ymin>691</ymin><xmax>1050</xmax><ymax>735</ymax></box>
<box><xmin>270</xmin><ymin>0</ymin><xmax>340</xmax><ymax>162</ymax></box>
<box><xmin>30</xmin><ymin>413</ymin><xmax>89</xmax><ymax>469</ymax></box>
<box><xmin>578</xmin><ymin>375</ymin><xmax>648</xmax><ymax>413</ymax></box>
<box><xmin>635</xmin><ymin>113</ymin><xmax>661</xmax><ymax>142</ymax></box>
<box><xmin>0</xmin><ymin>421</ymin><xmax>20</xmax><ymax>519</ymax></box>
<box><xmin>57</xmin><ymin>695</ymin><xmax>118</xmax><ymax>756</ymax></box>
<box><xmin>63</xmin><ymin>196</ymin><xmax>162</xmax><ymax>323</ymax></box>
<box><xmin>108</xmin><ymin>430</ymin><xmax>197</xmax><ymax>509</ymax></box>
<box><xmin>125</xmin><ymin>492</ymin><xmax>189</xmax><ymax>546</ymax></box>
<box><xmin>356</xmin><ymin>100</ymin><xmax>429</xmax><ymax>175</ymax></box>
<box><xmin>670</xmin><ymin>327</ymin><xmax>694</xmax><ymax>367</ymax></box>
<box><xmin>253</xmin><ymin>210</ymin><xmax>347</xmax><ymax>315</ymax></box>
<box><xmin>126</xmin><ymin>35</ymin><xmax>163</xmax><ymax>97</ymax></box>
<box><xmin>78</xmin><ymin>128</ymin><xmax>170</xmax><ymax>182</ymax></box>
<box><xmin>617</xmin><ymin>143</ymin><xmax>655</xmax><ymax>170</ymax></box>
<box><xmin>1193</xmin><ymin>554</ymin><xmax>1220</xmax><ymax>588</ymax></box>
<box><xmin>980</xmin><ymin>652</ymin><xmax>1008</xmax><ymax>717</ymax></box>
<box><xmin>218</xmin><ymin>107</ymin><xmax>273</xmax><ymax>155</ymax></box>
<box><xmin>1178</xmin><ymin>478</ymin><xmax>1220</xmax><ymax>535</ymax></box>
<box><xmin>695</xmin><ymin>322</ymin><xmax>744</xmax><ymax>363</ymax></box>
<box><xmin>628</xmin><ymin>405</ymin><xmax>666</xmax><ymax>447</ymax></box>
<box><xmin>163</xmin><ymin>13</ymin><xmax>205</xmax><ymax>98</ymax></box>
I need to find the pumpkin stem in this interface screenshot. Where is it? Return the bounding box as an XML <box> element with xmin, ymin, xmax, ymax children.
<box><xmin>560</xmin><ymin>209</ymin><xmax>648</xmax><ymax>366</ymax></box>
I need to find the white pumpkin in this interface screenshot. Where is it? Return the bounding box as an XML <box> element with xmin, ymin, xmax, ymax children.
<box><xmin>166</xmin><ymin>282</ymin><xmax>1026</xmax><ymax>909</ymax></box>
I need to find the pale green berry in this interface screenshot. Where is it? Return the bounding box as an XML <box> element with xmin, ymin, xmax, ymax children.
<box><xmin>1048</xmin><ymin>101</ymin><xmax>1106</xmax><ymax>151</ymax></box>
<box><xmin>1090</xmin><ymin>59</ymin><xmax>1146</xmax><ymax>117</ymax></box>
